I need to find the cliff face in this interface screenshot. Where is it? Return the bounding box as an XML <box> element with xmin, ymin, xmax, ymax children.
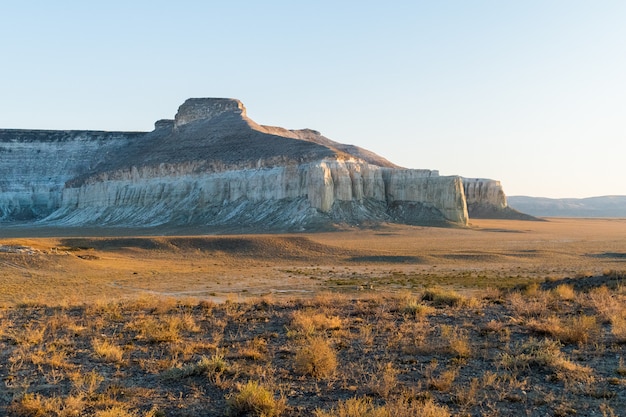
<box><xmin>463</xmin><ymin>178</ymin><xmax>536</xmax><ymax>220</ymax></box>
<box><xmin>0</xmin><ymin>98</ymin><xmax>518</xmax><ymax>231</ymax></box>
<box><xmin>0</xmin><ymin>130</ymin><xmax>140</xmax><ymax>220</ymax></box>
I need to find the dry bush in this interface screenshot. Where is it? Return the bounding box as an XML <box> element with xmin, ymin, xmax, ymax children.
<box><xmin>314</xmin><ymin>396</ymin><xmax>450</xmax><ymax>417</ymax></box>
<box><xmin>294</xmin><ymin>337</ymin><xmax>337</xmax><ymax>379</ymax></box>
<box><xmin>481</xmin><ymin>319</ymin><xmax>504</xmax><ymax>334</ymax></box>
<box><xmin>586</xmin><ymin>286</ymin><xmax>622</xmax><ymax>322</ymax></box>
<box><xmin>127</xmin><ymin>315</ymin><xmax>184</xmax><ymax>343</ymax></box>
<box><xmin>9</xmin><ymin>393</ymin><xmax>86</xmax><ymax>417</ymax></box>
<box><xmin>553</xmin><ymin>284</ymin><xmax>576</xmax><ymax>301</ymax></box>
<box><xmin>528</xmin><ymin>315</ymin><xmax>601</xmax><ymax>344</ymax></box>
<box><xmin>70</xmin><ymin>369</ymin><xmax>104</xmax><ymax>396</ymax></box>
<box><xmin>402</xmin><ymin>298</ymin><xmax>435</xmax><ymax>318</ymax></box>
<box><xmin>125</xmin><ymin>294</ymin><xmax>178</xmax><ymax>314</ymax></box>
<box><xmin>9</xmin><ymin>393</ymin><xmax>62</xmax><ymax>417</ymax></box>
<box><xmin>92</xmin><ymin>338</ymin><xmax>125</xmax><ymax>363</ymax></box>
<box><xmin>227</xmin><ymin>381</ymin><xmax>285</xmax><ymax>417</ymax></box>
<box><xmin>238</xmin><ymin>337</ymin><xmax>268</xmax><ymax>361</ymax></box>
<box><xmin>610</xmin><ymin>315</ymin><xmax>626</xmax><ymax>343</ymax></box>
<box><xmin>95</xmin><ymin>406</ymin><xmax>138</xmax><ymax>417</ymax></box>
<box><xmin>421</xmin><ymin>287</ymin><xmax>468</xmax><ymax>307</ymax></box>
<box><xmin>367</xmin><ymin>362</ymin><xmax>399</xmax><ymax>398</ymax></box>
<box><xmin>584</xmin><ymin>286</ymin><xmax>626</xmax><ymax>342</ymax></box>
<box><xmin>289</xmin><ymin>311</ymin><xmax>342</xmax><ymax>337</ymax></box>
<box><xmin>507</xmin><ymin>290</ymin><xmax>550</xmax><ymax>318</ymax></box>
<box><xmin>8</xmin><ymin>323</ymin><xmax>46</xmax><ymax>346</ymax></box>
<box><xmin>163</xmin><ymin>352</ymin><xmax>229</xmax><ymax>381</ymax></box>
<box><xmin>440</xmin><ymin>325</ymin><xmax>472</xmax><ymax>358</ymax></box>
<box><xmin>86</xmin><ymin>299</ymin><xmax>124</xmax><ymax>321</ymax></box>
<box><xmin>499</xmin><ymin>338</ymin><xmax>594</xmax><ymax>383</ymax></box>
<box><xmin>428</xmin><ymin>368</ymin><xmax>457</xmax><ymax>392</ymax></box>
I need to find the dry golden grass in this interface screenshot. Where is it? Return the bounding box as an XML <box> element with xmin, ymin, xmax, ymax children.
<box><xmin>528</xmin><ymin>315</ymin><xmax>601</xmax><ymax>344</ymax></box>
<box><xmin>294</xmin><ymin>336</ymin><xmax>337</xmax><ymax>379</ymax></box>
<box><xmin>2</xmin><ymin>219</ymin><xmax>626</xmax><ymax>415</ymax></box>
<box><xmin>367</xmin><ymin>362</ymin><xmax>399</xmax><ymax>399</ymax></box>
<box><xmin>92</xmin><ymin>338</ymin><xmax>125</xmax><ymax>363</ymax></box>
<box><xmin>314</xmin><ymin>397</ymin><xmax>450</xmax><ymax>417</ymax></box>
<box><xmin>227</xmin><ymin>381</ymin><xmax>285</xmax><ymax>417</ymax></box>
<box><xmin>289</xmin><ymin>310</ymin><xmax>343</xmax><ymax>337</ymax></box>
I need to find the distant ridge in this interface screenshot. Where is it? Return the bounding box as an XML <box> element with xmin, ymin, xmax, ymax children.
<box><xmin>508</xmin><ymin>195</ymin><xmax>626</xmax><ymax>218</ymax></box>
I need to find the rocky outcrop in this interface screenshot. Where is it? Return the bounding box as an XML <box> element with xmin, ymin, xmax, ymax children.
<box><xmin>0</xmin><ymin>98</ymin><xmax>521</xmax><ymax>232</ymax></box>
<box><xmin>463</xmin><ymin>178</ymin><xmax>536</xmax><ymax>220</ymax></box>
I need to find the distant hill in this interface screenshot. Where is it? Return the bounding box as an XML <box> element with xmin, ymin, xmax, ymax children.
<box><xmin>508</xmin><ymin>196</ymin><xmax>626</xmax><ymax>218</ymax></box>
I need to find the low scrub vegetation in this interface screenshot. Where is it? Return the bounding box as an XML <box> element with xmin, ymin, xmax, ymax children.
<box><xmin>1</xmin><ymin>284</ymin><xmax>625</xmax><ymax>416</ymax></box>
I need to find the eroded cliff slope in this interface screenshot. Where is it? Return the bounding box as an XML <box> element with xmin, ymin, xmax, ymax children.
<box><xmin>0</xmin><ymin>98</ymin><xmax>521</xmax><ymax>232</ymax></box>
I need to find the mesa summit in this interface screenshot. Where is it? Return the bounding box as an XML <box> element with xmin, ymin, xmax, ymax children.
<box><xmin>0</xmin><ymin>98</ymin><xmax>529</xmax><ymax>233</ymax></box>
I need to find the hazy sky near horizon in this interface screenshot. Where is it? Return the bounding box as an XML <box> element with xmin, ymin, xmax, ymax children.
<box><xmin>1</xmin><ymin>1</ymin><xmax>624</xmax><ymax>198</ymax></box>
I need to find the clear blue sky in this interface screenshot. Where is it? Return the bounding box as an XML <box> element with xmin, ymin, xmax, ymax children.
<box><xmin>1</xmin><ymin>1</ymin><xmax>624</xmax><ymax>198</ymax></box>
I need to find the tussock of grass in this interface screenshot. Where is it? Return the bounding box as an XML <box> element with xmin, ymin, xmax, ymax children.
<box><xmin>421</xmin><ymin>287</ymin><xmax>468</xmax><ymax>307</ymax></box>
<box><xmin>294</xmin><ymin>337</ymin><xmax>337</xmax><ymax>379</ymax></box>
<box><xmin>527</xmin><ymin>315</ymin><xmax>601</xmax><ymax>344</ymax></box>
<box><xmin>227</xmin><ymin>381</ymin><xmax>285</xmax><ymax>417</ymax></box>
<box><xmin>314</xmin><ymin>396</ymin><xmax>450</xmax><ymax>417</ymax></box>
<box><xmin>92</xmin><ymin>338</ymin><xmax>124</xmax><ymax>363</ymax></box>
<box><xmin>499</xmin><ymin>338</ymin><xmax>594</xmax><ymax>383</ymax></box>
<box><xmin>1</xmin><ymin>287</ymin><xmax>623</xmax><ymax>416</ymax></box>
<box><xmin>289</xmin><ymin>311</ymin><xmax>342</xmax><ymax>337</ymax></box>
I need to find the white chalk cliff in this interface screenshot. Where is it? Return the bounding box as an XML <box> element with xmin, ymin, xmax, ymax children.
<box><xmin>0</xmin><ymin>98</ymin><xmax>523</xmax><ymax>231</ymax></box>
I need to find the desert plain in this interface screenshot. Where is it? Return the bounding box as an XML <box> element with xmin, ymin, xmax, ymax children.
<box><xmin>1</xmin><ymin>218</ymin><xmax>625</xmax><ymax>305</ymax></box>
<box><xmin>1</xmin><ymin>218</ymin><xmax>625</xmax><ymax>416</ymax></box>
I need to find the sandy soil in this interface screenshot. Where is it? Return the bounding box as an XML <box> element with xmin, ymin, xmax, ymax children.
<box><xmin>1</xmin><ymin>218</ymin><xmax>625</xmax><ymax>305</ymax></box>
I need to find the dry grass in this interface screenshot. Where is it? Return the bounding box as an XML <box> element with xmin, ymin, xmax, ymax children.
<box><xmin>289</xmin><ymin>311</ymin><xmax>342</xmax><ymax>337</ymax></box>
<box><xmin>527</xmin><ymin>315</ymin><xmax>601</xmax><ymax>344</ymax></box>
<box><xmin>227</xmin><ymin>381</ymin><xmax>285</xmax><ymax>417</ymax></box>
<box><xmin>2</xmin><ymin>269</ymin><xmax>626</xmax><ymax>415</ymax></box>
<box><xmin>314</xmin><ymin>397</ymin><xmax>450</xmax><ymax>417</ymax></box>
<box><xmin>294</xmin><ymin>337</ymin><xmax>337</xmax><ymax>379</ymax></box>
<box><xmin>92</xmin><ymin>339</ymin><xmax>125</xmax><ymax>363</ymax></box>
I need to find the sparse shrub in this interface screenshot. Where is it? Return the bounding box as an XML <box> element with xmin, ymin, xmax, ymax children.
<box><xmin>314</xmin><ymin>396</ymin><xmax>450</xmax><ymax>417</ymax></box>
<box><xmin>94</xmin><ymin>406</ymin><xmax>138</xmax><ymax>417</ymax></box>
<box><xmin>367</xmin><ymin>362</ymin><xmax>399</xmax><ymax>398</ymax></box>
<box><xmin>586</xmin><ymin>286</ymin><xmax>621</xmax><ymax>322</ymax></box>
<box><xmin>163</xmin><ymin>352</ymin><xmax>229</xmax><ymax>380</ymax></box>
<box><xmin>70</xmin><ymin>369</ymin><xmax>103</xmax><ymax>396</ymax></box>
<box><xmin>507</xmin><ymin>290</ymin><xmax>549</xmax><ymax>318</ymax></box>
<box><xmin>294</xmin><ymin>337</ymin><xmax>337</xmax><ymax>379</ymax></box>
<box><xmin>8</xmin><ymin>323</ymin><xmax>46</xmax><ymax>346</ymax></box>
<box><xmin>239</xmin><ymin>337</ymin><xmax>268</xmax><ymax>361</ymax></box>
<box><xmin>440</xmin><ymin>325</ymin><xmax>471</xmax><ymax>358</ymax></box>
<box><xmin>290</xmin><ymin>311</ymin><xmax>342</xmax><ymax>337</ymax></box>
<box><xmin>428</xmin><ymin>368</ymin><xmax>457</xmax><ymax>392</ymax></box>
<box><xmin>499</xmin><ymin>338</ymin><xmax>594</xmax><ymax>383</ymax></box>
<box><xmin>129</xmin><ymin>315</ymin><xmax>182</xmax><ymax>343</ymax></box>
<box><xmin>92</xmin><ymin>338</ymin><xmax>124</xmax><ymax>363</ymax></box>
<box><xmin>403</xmin><ymin>298</ymin><xmax>435</xmax><ymax>317</ymax></box>
<box><xmin>553</xmin><ymin>284</ymin><xmax>576</xmax><ymax>300</ymax></box>
<box><xmin>453</xmin><ymin>377</ymin><xmax>479</xmax><ymax>407</ymax></box>
<box><xmin>9</xmin><ymin>393</ymin><xmax>62</xmax><ymax>417</ymax></box>
<box><xmin>610</xmin><ymin>314</ymin><xmax>626</xmax><ymax>343</ymax></box>
<box><xmin>528</xmin><ymin>315</ymin><xmax>600</xmax><ymax>344</ymax></box>
<box><xmin>314</xmin><ymin>397</ymin><xmax>379</xmax><ymax>417</ymax></box>
<box><xmin>227</xmin><ymin>381</ymin><xmax>285</xmax><ymax>417</ymax></box>
<box><xmin>422</xmin><ymin>287</ymin><xmax>466</xmax><ymax>307</ymax></box>
<box><xmin>523</xmin><ymin>282</ymin><xmax>541</xmax><ymax>296</ymax></box>
<box><xmin>481</xmin><ymin>319</ymin><xmax>504</xmax><ymax>334</ymax></box>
